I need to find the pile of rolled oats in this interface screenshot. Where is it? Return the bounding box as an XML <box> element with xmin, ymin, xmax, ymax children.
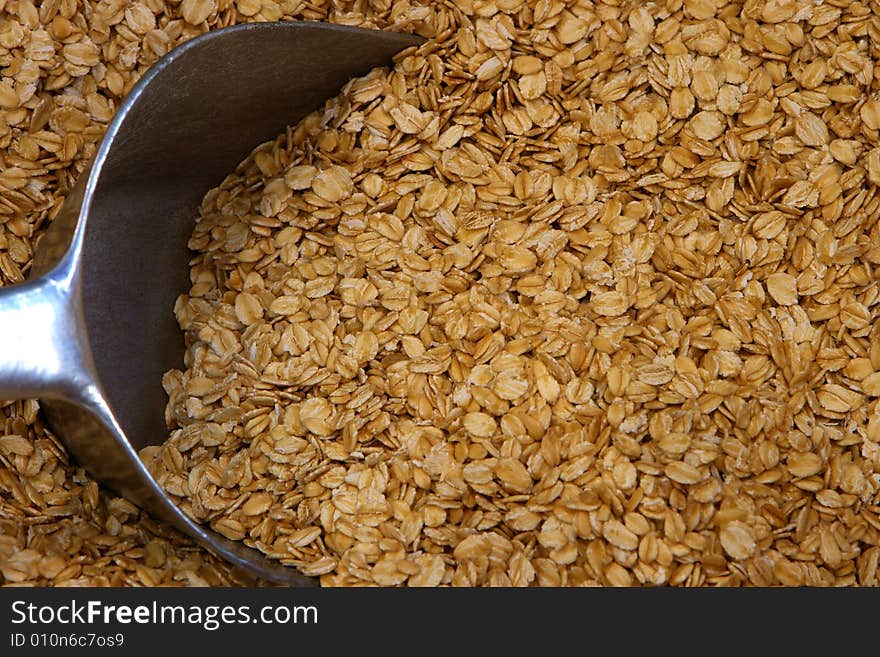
<box><xmin>3</xmin><ymin>0</ymin><xmax>880</xmax><ymax>587</ymax></box>
<box><xmin>142</xmin><ymin>1</ymin><xmax>880</xmax><ymax>587</ymax></box>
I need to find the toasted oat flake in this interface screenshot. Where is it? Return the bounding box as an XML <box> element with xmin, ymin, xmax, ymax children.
<box><xmin>765</xmin><ymin>273</ymin><xmax>798</xmax><ymax>306</ymax></box>
<box><xmin>591</xmin><ymin>291</ymin><xmax>630</xmax><ymax>317</ymax></box>
<box><xmin>463</xmin><ymin>412</ymin><xmax>497</xmax><ymax>438</ymax></box>
<box><xmin>720</xmin><ymin>522</ymin><xmax>757</xmax><ymax>561</ymax></box>
<box><xmin>861</xmin><ymin>100</ymin><xmax>880</xmax><ymax>131</ymax></box>
<box><xmin>689</xmin><ymin>111</ymin><xmax>725</xmax><ymax>140</ymax></box>
<box><xmin>794</xmin><ymin>112</ymin><xmax>829</xmax><ymax>146</ymax></box>
<box><xmin>180</xmin><ymin>0</ymin><xmax>216</xmax><ymax>25</ymax></box>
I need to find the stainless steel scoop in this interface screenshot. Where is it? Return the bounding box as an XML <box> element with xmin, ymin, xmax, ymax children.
<box><xmin>0</xmin><ymin>22</ymin><xmax>420</xmax><ymax>586</ymax></box>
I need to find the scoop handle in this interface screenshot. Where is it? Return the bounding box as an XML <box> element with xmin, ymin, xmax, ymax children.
<box><xmin>0</xmin><ymin>260</ymin><xmax>96</xmax><ymax>402</ymax></box>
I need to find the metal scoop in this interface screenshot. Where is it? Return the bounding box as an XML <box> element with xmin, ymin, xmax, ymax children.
<box><xmin>0</xmin><ymin>22</ymin><xmax>420</xmax><ymax>586</ymax></box>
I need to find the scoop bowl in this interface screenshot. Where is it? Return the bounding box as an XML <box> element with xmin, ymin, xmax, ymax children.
<box><xmin>0</xmin><ymin>21</ymin><xmax>421</xmax><ymax>586</ymax></box>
